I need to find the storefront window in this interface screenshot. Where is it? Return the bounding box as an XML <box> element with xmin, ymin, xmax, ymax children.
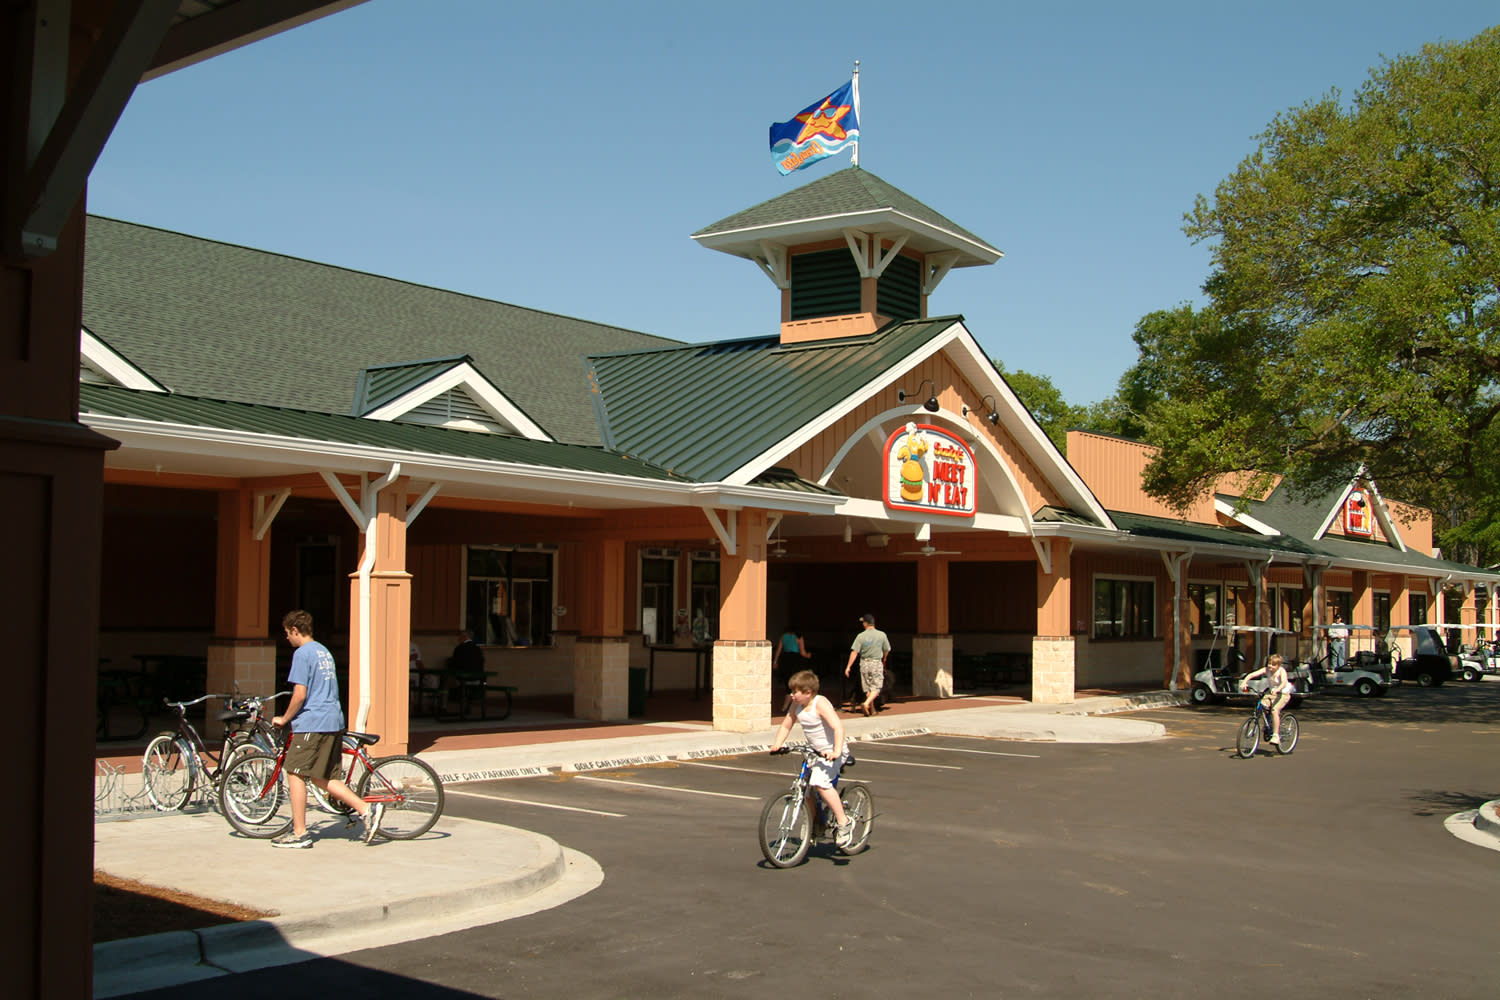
<box><xmin>1093</xmin><ymin>578</ymin><xmax>1154</xmax><ymax>639</ymax></box>
<box><xmin>1373</xmin><ymin>592</ymin><xmax>1391</xmax><ymax>632</ymax></box>
<box><xmin>1409</xmin><ymin>592</ymin><xmax>1428</xmax><ymax>625</ymax></box>
<box><xmin>1188</xmin><ymin>582</ymin><xmax>1220</xmax><ymax>638</ymax></box>
<box><xmin>1279</xmin><ymin>587</ymin><xmax>1304</xmax><ymax>634</ymax></box>
<box><xmin>690</xmin><ymin>553</ymin><xmax>719</xmax><ymax>640</ymax></box>
<box><xmin>640</xmin><ymin>555</ymin><xmax>675</xmax><ymax>644</ymax></box>
<box><xmin>464</xmin><ymin>546</ymin><xmax>554</xmax><ymax>647</ymax></box>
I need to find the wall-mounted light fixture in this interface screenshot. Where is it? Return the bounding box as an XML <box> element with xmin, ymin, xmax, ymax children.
<box><xmin>979</xmin><ymin>394</ymin><xmax>1000</xmax><ymax>426</ymax></box>
<box><xmin>898</xmin><ymin>379</ymin><xmax>940</xmax><ymax>413</ymax></box>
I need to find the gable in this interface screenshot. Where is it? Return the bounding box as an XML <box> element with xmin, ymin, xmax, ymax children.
<box><xmin>353</xmin><ymin>357</ymin><xmax>551</xmax><ymax>440</ymax></box>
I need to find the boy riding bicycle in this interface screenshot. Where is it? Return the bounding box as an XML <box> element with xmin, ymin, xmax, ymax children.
<box><xmin>769</xmin><ymin>669</ymin><xmax>854</xmax><ymax>848</ymax></box>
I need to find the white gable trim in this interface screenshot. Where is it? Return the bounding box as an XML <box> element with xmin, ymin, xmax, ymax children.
<box><xmin>1214</xmin><ymin>498</ymin><xmax>1281</xmax><ymax>536</ymax></box>
<box><xmin>363</xmin><ymin>361</ymin><xmax>552</xmax><ymax>441</ymax></box>
<box><xmin>1314</xmin><ymin>470</ymin><xmax>1405</xmax><ymax>551</ymax></box>
<box><xmin>722</xmin><ymin>319</ymin><xmax>1114</xmax><ymax>529</ymax></box>
<box><xmin>80</xmin><ymin>327</ymin><xmax>166</xmax><ymax>392</ymax></box>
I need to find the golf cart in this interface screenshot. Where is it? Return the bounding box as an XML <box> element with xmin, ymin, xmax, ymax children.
<box><xmin>1387</xmin><ymin>624</ymin><xmax>1456</xmax><ymax>687</ymax></box>
<box><xmin>1189</xmin><ymin>625</ymin><xmax>1311</xmax><ymax>706</ymax></box>
<box><xmin>1307</xmin><ymin>623</ymin><xmax>1391</xmax><ymax>697</ymax></box>
<box><xmin>1427</xmin><ymin>623</ymin><xmax>1500</xmax><ymax>682</ymax></box>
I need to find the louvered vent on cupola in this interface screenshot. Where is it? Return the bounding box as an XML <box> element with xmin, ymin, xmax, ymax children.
<box><xmin>402</xmin><ymin>387</ymin><xmax>505</xmax><ymax>433</ymax></box>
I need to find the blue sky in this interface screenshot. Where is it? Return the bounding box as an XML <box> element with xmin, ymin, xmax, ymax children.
<box><xmin>89</xmin><ymin>1</ymin><xmax>1497</xmax><ymax>407</ymax></box>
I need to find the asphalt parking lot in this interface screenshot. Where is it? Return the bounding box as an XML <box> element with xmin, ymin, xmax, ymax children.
<box><xmin>126</xmin><ymin>681</ymin><xmax>1500</xmax><ymax>999</ymax></box>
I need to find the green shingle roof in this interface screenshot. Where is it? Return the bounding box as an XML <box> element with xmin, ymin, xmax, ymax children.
<box><xmin>692</xmin><ymin>167</ymin><xmax>1000</xmax><ymax>265</ymax></box>
<box><xmin>586</xmin><ymin>316</ymin><xmax>959</xmax><ymax>481</ymax></box>
<box><xmin>80</xmin><ymin>383</ymin><xmax>688</xmax><ymax>483</ymax></box>
<box><xmin>83</xmin><ymin>217</ymin><xmax>679</xmax><ymax>447</ymax></box>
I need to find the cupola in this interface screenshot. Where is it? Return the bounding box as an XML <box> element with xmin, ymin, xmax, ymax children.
<box><xmin>691</xmin><ymin>167</ymin><xmax>1002</xmax><ymax>344</ymax></box>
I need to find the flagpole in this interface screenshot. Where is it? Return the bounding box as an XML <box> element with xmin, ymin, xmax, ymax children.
<box><xmin>851</xmin><ymin>60</ymin><xmax>861</xmax><ymax>167</ymax></box>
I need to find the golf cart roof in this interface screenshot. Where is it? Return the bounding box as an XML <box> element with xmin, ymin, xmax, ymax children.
<box><xmin>1213</xmin><ymin>625</ymin><xmax>1296</xmax><ymax>636</ymax></box>
<box><xmin>1426</xmin><ymin>622</ymin><xmax>1500</xmax><ymax>630</ymax></box>
<box><xmin>1313</xmin><ymin>623</ymin><xmax>1381</xmax><ymax>631</ymax></box>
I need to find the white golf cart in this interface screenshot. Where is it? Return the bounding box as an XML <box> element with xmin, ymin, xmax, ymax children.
<box><xmin>1422</xmin><ymin>620</ymin><xmax>1500</xmax><ymax>683</ymax></box>
<box><xmin>1308</xmin><ymin>623</ymin><xmax>1392</xmax><ymax>697</ymax></box>
<box><xmin>1189</xmin><ymin>625</ymin><xmax>1311</xmax><ymax>706</ymax></box>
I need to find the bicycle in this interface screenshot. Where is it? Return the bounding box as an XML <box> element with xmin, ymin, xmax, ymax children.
<box><xmin>758</xmin><ymin>742</ymin><xmax>873</xmax><ymax>868</ymax></box>
<box><xmin>216</xmin><ymin>726</ymin><xmax>444</xmax><ymax>841</ymax></box>
<box><xmin>140</xmin><ymin>690</ymin><xmax>286</xmax><ymax>810</ymax></box>
<box><xmin>1235</xmin><ymin>687</ymin><xmax>1299</xmax><ymax>758</ymax></box>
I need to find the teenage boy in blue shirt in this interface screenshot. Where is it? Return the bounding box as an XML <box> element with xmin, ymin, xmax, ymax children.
<box><xmin>269</xmin><ymin>609</ymin><xmax>383</xmax><ymax>848</ymax></box>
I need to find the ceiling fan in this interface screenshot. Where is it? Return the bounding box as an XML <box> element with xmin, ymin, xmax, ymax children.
<box><xmin>901</xmin><ymin>542</ymin><xmax>962</xmax><ymax>557</ymax></box>
<box><xmin>768</xmin><ymin>522</ymin><xmax>810</xmax><ymax>558</ymax></box>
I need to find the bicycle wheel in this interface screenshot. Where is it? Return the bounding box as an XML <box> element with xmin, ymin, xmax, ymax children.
<box><xmin>758</xmin><ymin>791</ymin><xmax>811</xmax><ymax>868</ymax></box>
<box><xmin>359</xmin><ymin>755</ymin><xmax>444</xmax><ymax>839</ymax></box>
<box><xmin>838</xmin><ymin>784</ymin><xmax>874</xmax><ymax>855</ymax></box>
<box><xmin>217</xmin><ymin>751</ymin><xmax>293</xmax><ymax>839</ymax></box>
<box><xmin>1276</xmin><ymin>714</ymin><xmax>1299</xmax><ymax>754</ymax></box>
<box><xmin>1235</xmin><ymin>717</ymin><xmax>1260</xmax><ymax>758</ymax></box>
<box><xmin>142</xmin><ymin>734</ymin><xmax>194</xmax><ymax>810</ymax></box>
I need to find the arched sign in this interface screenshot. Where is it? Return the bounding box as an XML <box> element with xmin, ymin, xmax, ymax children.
<box><xmin>883</xmin><ymin>422</ymin><xmax>977</xmax><ymax>517</ymax></box>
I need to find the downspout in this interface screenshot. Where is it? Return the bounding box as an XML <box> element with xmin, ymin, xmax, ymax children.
<box><xmin>321</xmin><ymin>464</ymin><xmax>400</xmax><ymax>734</ymax></box>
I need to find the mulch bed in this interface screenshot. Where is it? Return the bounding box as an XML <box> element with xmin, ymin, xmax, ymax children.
<box><xmin>94</xmin><ymin>871</ymin><xmax>274</xmax><ymax>943</ymax></box>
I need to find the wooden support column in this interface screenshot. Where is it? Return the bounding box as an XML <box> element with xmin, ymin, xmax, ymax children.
<box><xmin>346</xmin><ymin>481</ymin><xmax>413</xmax><ymax>754</ymax></box>
<box><xmin>573</xmin><ymin>538</ymin><xmax>627</xmax><ymax>721</ymax></box>
<box><xmin>1</xmin><ymin>201</ymin><xmax>115</xmax><ymax>1000</ymax></box>
<box><xmin>714</xmin><ymin>510</ymin><xmax>771</xmax><ymax>732</ymax></box>
<box><xmin>1032</xmin><ymin>538</ymin><xmax>1075</xmax><ymax>704</ymax></box>
<box><xmin>913</xmin><ymin>557</ymin><xmax>952</xmax><ymax>697</ymax></box>
<box><xmin>207</xmin><ymin>489</ymin><xmax>275</xmax><ymax>735</ymax></box>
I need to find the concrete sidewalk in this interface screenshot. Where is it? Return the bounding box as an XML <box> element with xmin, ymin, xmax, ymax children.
<box><xmin>91</xmin><ymin>691</ymin><xmax>1175</xmax><ymax>996</ymax></box>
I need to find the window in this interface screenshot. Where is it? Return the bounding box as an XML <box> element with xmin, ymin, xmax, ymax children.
<box><xmin>1093</xmin><ymin>578</ymin><xmax>1154</xmax><ymax>639</ymax></box>
<box><xmin>1187</xmin><ymin>583</ymin><xmax>1220</xmax><ymax>638</ymax></box>
<box><xmin>464</xmin><ymin>546</ymin><xmax>554</xmax><ymax>647</ymax></box>
<box><xmin>1328</xmin><ymin>590</ymin><xmax>1353</xmax><ymax>623</ymax></box>
<box><xmin>1373</xmin><ymin>592</ymin><xmax>1391</xmax><ymax>632</ymax></box>
<box><xmin>1225</xmin><ymin>585</ymin><xmax>1251</xmax><ymax>627</ymax></box>
<box><xmin>1409</xmin><ymin>592</ymin><xmax>1428</xmax><ymax>625</ymax></box>
<box><xmin>640</xmin><ymin>554</ymin><xmax>675</xmax><ymax>644</ymax></box>
<box><xmin>689</xmin><ymin>552</ymin><xmax>719</xmax><ymax>639</ymax></box>
<box><xmin>1278</xmin><ymin>587</ymin><xmax>1304</xmax><ymax>634</ymax></box>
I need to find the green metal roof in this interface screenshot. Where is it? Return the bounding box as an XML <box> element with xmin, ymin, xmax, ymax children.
<box><xmin>352</xmin><ymin>356</ymin><xmax>470</xmax><ymax>414</ymax></box>
<box><xmin>586</xmin><ymin>316</ymin><xmax>960</xmax><ymax>481</ymax></box>
<box><xmin>749</xmin><ymin>467</ymin><xmax>845</xmax><ymax>496</ymax></box>
<box><xmin>83</xmin><ymin>217</ymin><xmax>678</xmax><ymax>447</ymax></box>
<box><xmin>80</xmin><ymin>383</ymin><xmax>688</xmax><ymax>483</ymax></box>
<box><xmin>692</xmin><ymin>167</ymin><xmax>1000</xmax><ymax>266</ymax></box>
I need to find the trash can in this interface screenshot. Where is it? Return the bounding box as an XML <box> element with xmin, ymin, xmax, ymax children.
<box><xmin>628</xmin><ymin>666</ymin><xmax>647</xmax><ymax>717</ymax></box>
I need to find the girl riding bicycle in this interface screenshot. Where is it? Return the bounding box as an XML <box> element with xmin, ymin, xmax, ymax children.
<box><xmin>769</xmin><ymin>670</ymin><xmax>854</xmax><ymax>848</ymax></box>
<box><xmin>1241</xmin><ymin>653</ymin><xmax>1294</xmax><ymax>745</ymax></box>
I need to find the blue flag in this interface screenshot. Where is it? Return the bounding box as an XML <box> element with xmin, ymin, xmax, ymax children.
<box><xmin>769</xmin><ymin>80</ymin><xmax>859</xmax><ymax>175</ymax></box>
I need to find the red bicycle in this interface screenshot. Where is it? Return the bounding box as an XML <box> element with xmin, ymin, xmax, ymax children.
<box><xmin>216</xmin><ymin>727</ymin><xmax>444</xmax><ymax>840</ymax></box>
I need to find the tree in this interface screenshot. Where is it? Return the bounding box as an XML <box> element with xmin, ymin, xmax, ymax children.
<box><xmin>994</xmin><ymin>364</ymin><xmax>1086</xmax><ymax>452</ymax></box>
<box><xmin>1127</xmin><ymin>28</ymin><xmax>1500</xmax><ymax>538</ymax></box>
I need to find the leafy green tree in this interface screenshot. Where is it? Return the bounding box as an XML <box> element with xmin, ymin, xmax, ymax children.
<box><xmin>1126</xmin><ymin>28</ymin><xmax>1500</xmax><ymax>540</ymax></box>
<box><xmin>994</xmin><ymin>364</ymin><xmax>1086</xmax><ymax>452</ymax></box>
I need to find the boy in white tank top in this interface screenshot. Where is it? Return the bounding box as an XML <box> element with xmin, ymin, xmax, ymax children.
<box><xmin>769</xmin><ymin>669</ymin><xmax>854</xmax><ymax>847</ymax></box>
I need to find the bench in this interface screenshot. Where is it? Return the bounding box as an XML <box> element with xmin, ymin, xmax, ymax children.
<box><xmin>430</xmin><ymin>671</ymin><xmax>518</xmax><ymax>722</ymax></box>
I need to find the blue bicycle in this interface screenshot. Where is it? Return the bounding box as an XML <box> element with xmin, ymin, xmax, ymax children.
<box><xmin>759</xmin><ymin>742</ymin><xmax>873</xmax><ymax>867</ymax></box>
<box><xmin>1236</xmin><ymin>688</ymin><xmax>1299</xmax><ymax>758</ymax></box>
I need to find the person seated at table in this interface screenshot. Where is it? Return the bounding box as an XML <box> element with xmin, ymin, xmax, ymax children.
<box><xmin>449</xmin><ymin>630</ymin><xmax>485</xmax><ymax>674</ymax></box>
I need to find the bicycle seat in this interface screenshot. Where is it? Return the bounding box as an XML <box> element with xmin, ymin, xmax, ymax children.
<box><xmin>345</xmin><ymin>730</ymin><xmax>381</xmax><ymax>746</ymax></box>
<box><xmin>215</xmin><ymin>708</ymin><xmax>251</xmax><ymax>723</ymax></box>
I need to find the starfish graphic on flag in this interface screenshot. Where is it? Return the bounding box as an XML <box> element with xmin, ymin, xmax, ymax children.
<box><xmin>793</xmin><ymin>95</ymin><xmax>854</xmax><ymax>144</ymax></box>
<box><xmin>769</xmin><ymin>79</ymin><xmax>860</xmax><ymax>176</ymax></box>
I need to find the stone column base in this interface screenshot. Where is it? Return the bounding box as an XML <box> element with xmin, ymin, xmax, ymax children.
<box><xmin>1031</xmin><ymin>635</ymin><xmax>1076</xmax><ymax>704</ymax></box>
<box><xmin>206</xmin><ymin>639</ymin><xmax>277</xmax><ymax>738</ymax></box>
<box><xmin>712</xmin><ymin>640</ymin><xmax>772</xmax><ymax>733</ymax></box>
<box><xmin>912</xmin><ymin>634</ymin><xmax>954</xmax><ymax>698</ymax></box>
<box><xmin>574</xmin><ymin>636</ymin><xmax>629</xmax><ymax>721</ymax></box>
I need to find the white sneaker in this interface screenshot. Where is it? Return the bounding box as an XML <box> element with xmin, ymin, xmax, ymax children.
<box><xmin>1268</xmin><ymin>733</ymin><xmax>1281</xmax><ymax>744</ymax></box>
<box><xmin>835</xmin><ymin>820</ymin><xmax>854</xmax><ymax>848</ymax></box>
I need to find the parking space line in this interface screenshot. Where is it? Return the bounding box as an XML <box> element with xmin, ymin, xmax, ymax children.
<box><xmin>447</xmin><ymin>788</ymin><xmax>627</xmax><ymax>817</ymax></box>
<box><xmin>575</xmin><ymin>775</ymin><xmax>761</xmax><ymax>801</ymax></box>
<box><xmin>887</xmin><ymin>742</ymin><xmax>1042</xmax><ymax>758</ymax></box>
<box><xmin>679</xmin><ymin>760</ymin><xmax>793</xmax><ymax>777</ymax></box>
<box><xmin>850</xmin><ymin>756</ymin><xmax>962</xmax><ymax>770</ymax></box>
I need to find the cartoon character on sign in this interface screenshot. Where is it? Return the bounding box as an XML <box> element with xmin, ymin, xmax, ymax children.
<box><xmin>896</xmin><ymin>422</ymin><xmax>930</xmax><ymax>503</ymax></box>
